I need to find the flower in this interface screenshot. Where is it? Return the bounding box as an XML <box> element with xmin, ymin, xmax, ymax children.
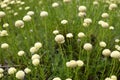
<box><xmin>32</xmin><ymin>59</ymin><xmax>40</xmax><ymax>66</ymax></box>
<box><xmin>110</xmin><ymin>50</ymin><xmax>120</xmax><ymax>59</ymax></box>
<box><xmin>24</xmin><ymin>68</ymin><xmax>31</xmax><ymax>74</ymax></box>
<box><xmin>34</xmin><ymin>42</ymin><xmax>42</xmax><ymax>49</ymax></box>
<box><xmin>66</xmin><ymin>33</ymin><xmax>73</xmax><ymax>38</ymax></box>
<box><xmin>66</xmin><ymin>78</ymin><xmax>72</xmax><ymax>80</ymax></box>
<box><xmin>0</xmin><ymin>11</ymin><xmax>6</xmax><ymax>18</ymax></box>
<box><xmin>78</xmin><ymin>6</ymin><xmax>87</xmax><ymax>12</ymax></box>
<box><xmin>16</xmin><ymin>70</ymin><xmax>25</xmax><ymax>79</ymax></box>
<box><xmin>0</xmin><ymin>68</ymin><xmax>4</xmax><ymax>73</ymax></box>
<box><xmin>31</xmin><ymin>54</ymin><xmax>40</xmax><ymax>60</ymax></box>
<box><xmin>102</xmin><ymin>49</ymin><xmax>111</xmax><ymax>57</ymax></box>
<box><xmin>8</xmin><ymin>67</ymin><xmax>17</xmax><ymax>75</ymax></box>
<box><xmin>15</xmin><ymin>20</ymin><xmax>24</xmax><ymax>28</ymax></box>
<box><xmin>30</xmin><ymin>47</ymin><xmax>38</xmax><ymax>53</ymax></box>
<box><xmin>78</xmin><ymin>12</ymin><xmax>86</xmax><ymax>17</ymax></box>
<box><xmin>53</xmin><ymin>77</ymin><xmax>61</xmax><ymax>80</ymax></box>
<box><xmin>66</xmin><ymin>60</ymin><xmax>77</xmax><ymax>68</ymax></box>
<box><xmin>93</xmin><ymin>1</ymin><xmax>99</xmax><ymax>5</ymax></box>
<box><xmin>84</xmin><ymin>18</ymin><xmax>92</xmax><ymax>24</ymax></box>
<box><xmin>78</xmin><ymin>32</ymin><xmax>85</xmax><ymax>38</ymax></box>
<box><xmin>3</xmin><ymin>23</ymin><xmax>9</xmax><ymax>28</ymax></box>
<box><xmin>52</xmin><ymin>2</ymin><xmax>59</xmax><ymax>8</ymax></box>
<box><xmin>101</xmin><ymin>13</ymin><xmax>109</xmax><ymax>18</ymax></box>
<box><xmin>109</xmin><ymin>3</ymin><xmax>117</xmax><ymax>10</ymax></box>
<box><xmin>115</xmin><ymin>39</ymin><xmax>119</xmax><ymax>43</ymax></box>
<box><xmin>53</xmin><ymin>30</ymin><xmax>59</xmax><ymax>35</ymax></box>
<box><xmin>27</xmin><ymin>11</ymin><xmax>34</xmax><ymax>16</ymax></box>
<box><xmin>18</xmin><ymin>50</ymin><xmax>25</xmax><ymax>56</ymax></box>
<box><xmin>23</xmin><ymin>15</ymin><xmax>31</xmax><ymax>22</ymax></box>
<box><xmin>1</xmin><ymin>43</ymin><xmax>9</xmax><ymax>49</ymax></box>
<box><xmin>0</xmin><ymin>30</ymin><xmax>8</xmax><ymax>36</ymax></box>
<box><xmin>61</xmin><ymin>20</ymin><xmax>68</xmax><ymax>24</ymax></box>
<box><xmin>111</xmin><ymin>75</ymin><xmax>117</xmax><ymax>80</ymax></box>
<box><xmin>83</xmin><ymin>43</ymin><xmax>92</xmax><ymax>51</ymax></box>
<box><xmin>76</xmin><ymin>60</ymin><xmax>84</xmax><ymax>67</ymax></box>
<box><xmin>63</xmin><ymin>0</ymin><xmax>71</xmax><ymax>3</ymax></box>
<box><xmin>40</xmin><ymin>11</ymin><xmax>48</xmax><ymax>17</ymax></box>
<box><xmin>0</xmin><ymin>73</ymin><xmax>3</xmax><ymax>78</ymax></box>
<box><xmin>99</xmin><ymin>41</ymin><xmax>106</xmax><ymax>47</ymax></box>
<box><xmin>101</xmin><ymin>22</ymin><xmax>109</xmax><ymax>28</ymax></box>
<box><xmin>55</xmin><ymin>34</ymin><xmax>65</xmax><ymax>44</ymax></box>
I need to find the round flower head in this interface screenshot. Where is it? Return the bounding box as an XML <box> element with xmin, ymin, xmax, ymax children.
<box><xmin>55</xmin><ymin>34</ymin><xmax>65</xmax><ymax>44</ymax></box>
<box><xmin>0</xmin><ymin>11</ymin><xmax>6</xmax><ymax>18</ymax></box>
<box><xmin>101</xmin><ymin>13</ymin><xmax>109</xmax><ymax>18</ymax></box>
<box><xmin>14</xmin><ymin>12</ymin><xmax>18</xmax><ymax>16</ymax></box>
<box><xmin>0</xmin><ymin>30</ymin><xmax>8</xmax><ymax>36</ymax></box>
<box><xmin>78</xmin><ymin>32</ymin><xmax>85</xmax><ymax>38</ymax></box>
<box><xmin>76</xmin><ymin>60</ymin><xmax>84</xmax><ymax>67</ymax></box>
<box><xmin>110</xmin><ymin>50</ymin><xmax>120</xmax><ymax>59</ymax></box>
<box><xmin>109</xmin><ymin>3</ymin><xmax>117</xmax><ymax>10</ymax></box>
<box><xmin>23</xmin><ymin>15</ymin><xmax>31</xmax><ymax>22</ymax></box>
<box><xmin>16</xmin><ymin>70</ymin><xmax>25</xmax><ymax>80</ymax></box>
<box><xmin>3</xmin><ymin>23</ymin><xmax>9</xmax><ymax>28</ymax></box>
<box><xmin>66</xmin><ymin>78</ymin><xmax>72</xmax><ymax>80</ymax></box>
<box><xmin>115</xmin><ymin>39</ymin><xmax>119</xmax><ymax>43</ymax></box>
<box><xmin>32</xmin><ymin>59</ymin><xmax>40</xmax><ymax>66</ymax></box>
<box><xmin>40</xmin><ymin>11</ymin><xmax>48</xmax><ymax>17</ymax></box>
<box><xmin>101</xmin><ymin>22</ymin><xmax>109</xmax><ymax>28</ymax></box>
<box><xmin>111</xmin><ymin>75</ymin><xmax>117</xmax><ymax>80</ymax></box>
<box><xmin>27</xmin><ymin>11</ymin><xmax>34</xmax><ymax>16</ymax></box>
<box><xmin>53</xmin><ymin>30</ymin><xmax>59</xmax><ymax>35</ymax></box>
<box><xmin>15</xmin><ymin>20</ymin><xmax>24</xmax><ymax>28</ymax></box>
<box><xmin>63</xmin><ymin>0</ymin><xmax>71</xmax><ymax>3</ymax></box>
<box><xmin>83</xmin><ymin>43</ymin><xmax>92</xmax><ymax>51</ymax></box>
<box><xmin>105</xmin><ymin>77</ymin><xmax>112</xmax><ymax>80</ymax></box>
<box><xmin>52</xmin><ymin>2</ymin><xmax>59</xmax><ymax>8</ymax></box>
<box><xmin>61</xmin><ymin>20</ymin><xmax>68</xmax><ymax>24</ymax></box>
<box><xmin>102</xmin><ymin>49</ymin><xmax>111</xmax><ymax>57</ymax></box>
<box><xmin>78</xmin><ymin>12</ymin><xmax>86</xmax><ymax>17</ymax></box>
<box><xmin>1</xmin><ymin>43</ymin><xmax>9</xmax><ymax>49</ymax></box>
<box><xmin>24</xmin><ymin>6</ymin><xmax>30</xmax><ymax>10</ymax></box>
<box><xmin>0</xmin><ymin>68</ymin><xmax>4</xmax><ymax>73</ymax></box>
<box><xmin>84</xmin><ymin>18</ymin><xmax>92</xmax><ymax>24</ymax></box>
<box><xmin>83</xmin><ymin>22</ymin><xmax>89</xmax><ymax>27</ymax></box>
<box><xmin>30</xmin><ymin>47</ymin><xmax>38</xmax><ymax>53</ymax></box>
<box><xmin>18</xmin><ymin>50</ymin><xmax>25</xmax><ymax>56</ymax></box>
<box><xmin>34</xmin><ymin>42</ymin><xmax>42</xmax><ymax>49</ymax></box>
<box><xmin>66</xmin><ymin>33</ymin><xmax>73</xmax><ymax>38</ymax></box>
<box><xmin>24</xmin><ymin>68</ymin><xmax>31</xmax><ymax>74</ymax></box>
<box><xmin>109</xmin><ymin>26</ymin><xmax>114</xmax><ymax>30</ymax></box>
<box><xmin>53</xmin><ymin>77</ymin><xmax>61</xmax><ymax>80</ymax></box>
<box><xmin>0</xmin><ymin>73</ymin><xmax>3</xmax><ymax>78</ymax></box>
<box><xmin>93</xmin><ymin>1</ymin><xmax>99</xmax><ymax>6</ymax></box>
<box><xmin>31</xmin><ymin>54</ymin><xmax>40</xmax><ymax>60</ymax></box>
<box><xmin>78</xmin><ymin>6</ymin><xmax>87</xmax><ymax>12</ymax></box>
<box><xmin>8</xmin><ymin>67</ymin><xmax>16</xmax><ymax>75</ymax></box>
<box><xmin>99</xmin><ymin>41</ymin><xmax>106</xmax><ymax>48</ymax></box>
<box><xmin>66</xmin><ymin>60</ymin><xmax>77</xmax><ymax>68</ymax></box>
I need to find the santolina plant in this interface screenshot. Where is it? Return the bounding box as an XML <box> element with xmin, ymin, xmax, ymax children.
<box><xmin>0</xmin><ymin>0</ymin><xmax>120</xmax><ymax>80</ymax></box>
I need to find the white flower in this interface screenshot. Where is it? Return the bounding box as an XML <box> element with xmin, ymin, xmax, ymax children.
<box><xmin>109</xmin><ymin>3</ymin><xmax>117</xmax><ymax>10</ymax></box>
<box><xmin>110</xmin><ymin>50</ymin><xmax>120</xmax><ymax>59</ymax></box>
<box><xmin>83</xmin><ymin>43</ymin><xmax>92</xmax><ymax>51</ymax></box>
<box><xmin>76</xmin><ymin>60</ymin><xmax>84</xmax><ymax>67</ymax></box>
<box><xmin>15</xmin><ymin>20</ymin><xmax>24</xmax><ymax>28</ymax></box>
<box><xmin>24</xmin><ymin>6</ymin><xmax>30</xmax><ymax>10</ymax></box>
<box><xmin>105</xmin><ymin>77</ymin><xmax>112</xmax><ymax>80</ymax></box>
<box><xmin>19</xmin><ymin>7</ymin><xmax>23</xmax><ymax>10</ymax></box>
<box><xmin>52</xmin><ymin>2</ymin><xmax>59</xmax><ymax>8</ymax></box>
<box><xmin>102</xmin><ymin>49</ymin><xmax>111</xmax><ymax>57</ymax></box>
<box><xmin>40</xmin><ymin>11</ymin><xmax>48</xmax><ymax>17</ymax></box>
<box><xmin>83</xmin><ymin>22</ymin><xmax>89</xmax><ymax>27</ymax></box>
<box><xmin>101</xmin><ymin>22</ymin><xmax>109</xmax><ymax>28</ymax></box>
<box><xmin>23</xmin><ymin>15</ymin><xmax>31</xmax><ymax>22</ymax></box>
<box><xmin>63</xmin><ymin>0</ymin><xmax>71</xmax><ymax>3</ymax></box>
<box><xmin>3</xmin><ymin>23</ymin><xmax>9</xmax><ymax>28</ymax></box>
<box><xmin>84</xmin><ymin>18</ymin><xmax>92</xmax><ymax>24</ymax></box>
<box><xmin>78</xmin><ymin>6</ymin><xmax>87</xmax><ymax>12</ymax></box>
<box><xmin>78</xmin><ymin>32</ymin><xmax>85</xmax><ymax>38</ymax></box>
<box><xmin>78</xmin><ymin>12</ymin><xmax>86</xmax><ymax>17</ymax></box>
<box><xmin>30</xmin><ymin>47</ymin><xmax>38</xmax><ymax>53</ymax></box>
<box><xmin>16</xmin><ymin>70</ymin><xmax>25</xmax><ymax>79</ymax></box>
<box><xmin>14</xmin><ymin>12</ymin><xmax>18</xmax><ymax>16</ymax></box>
<box><xmin>18</xmin><ymin>50</ymin><xmax>25</xmax><ymax>56</ymax></box>
<box><xmin>101</xmin><ymin>13</ymin><xmax>109</xmax><ymax>18</ymax></box>
<box><xmin>93</xmin><ymin>1</ymin><xmax>99</xmax><ymax>5</ymax></box>
<box><xmin>24</xmin><ymin>68</ymin><xmax>31</xmax><ymax>74</ymax></box>
<box><xmin>27</xmin><ymin>11</ymin><xmax>34</xmax><ymax>16</ymax></box>
<box><xmin>99</xmin><ymin>41</ymin><xmax>106</xmax><ymax>48</ymax></box>
<box><xmin>31</xmin><ymin>54</ymin><xmax>40</xmax><ymax>60</ymax></box>
<box><xmin>66</xmin><ymin>60</ymin><xmax>77</xmax><ymax>68</ymax></box>
<box><xmin>66</xmin><ymin>78</ymin><xmax>72</xmax><ymax>80</ymax></box>
<box><xmin>111</xmin><ymin>75</ymin><xmax>117</xmax><ymax>80</ymax></box>
<box><xmin>0</xmin><ymin>11</ymin><xmax>6</xmax><ymax>18</ymax></box>
<box><xmin>32</xmin><ymin>59</ymin><xmax>40</xmax><ymax>66</ymax></box>
<box><xmin>0</xmin><ymin>68</ymin><xmax>4</xmax><ymax>73</ymax></box>
<box><xmin>8</xmin><ymin>67</ymin><xmax>16</xmax><ymax>75</ymax></box>
<box><xmin>34</xmin><ymin>42</ymin><xmax>42</xmax><ymax>49</ymax></box>
<box><xmin>61</xmin><ymin>20</ymin><xmax>68</xmax><ymax>24</ymax></box>
<box><xmin>0</xmin><ymin>30</ymin><xmax>8</xmax><ymax>36</ymax></box>
<box><xmin>0</xmin><ymin>73</ymin><xmax>3</xmax><ymax>78</ymax></box>
<box><xmin>53</xmin><ymin>77</ymin><xmax>61</xmax><ymax>80</ymax></box>
<box><xmin>1</xmin><ymin>43</ymin><xmax>9</xmax><ymax>49</ymax></box>
<box><xmin>98</xmin><ymin>20</ymin><xmax>104</xmax><ymax>25</ymax></box>
<box><xmin>66</xmin><ymin>33</ymin><xmax>73</xmax><ymax>38</ymax></box>
<box><xmin>53</xmin><ymin>30</ymin><xmax>59</xmax><ymax>35</ymax></box>
<box><xmin>115</xmin><ymin>39</ymin><xmax>119</xmax><ymax>43</ymax></box>
<box><xmin>55</xmin><ymin>34</ymin><xmax>65</xmax><ymax>44</ymax></box>
<box><xmin>109</xmin><ymin>26</ymin><xmax>114</xmax><ymax>30</ymax></box>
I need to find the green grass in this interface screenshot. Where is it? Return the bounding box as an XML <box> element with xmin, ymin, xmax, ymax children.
<box><xmin>0</xmin><ymin>0</ymin><xmax>120</xmax><ymax>80</ymax></box>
